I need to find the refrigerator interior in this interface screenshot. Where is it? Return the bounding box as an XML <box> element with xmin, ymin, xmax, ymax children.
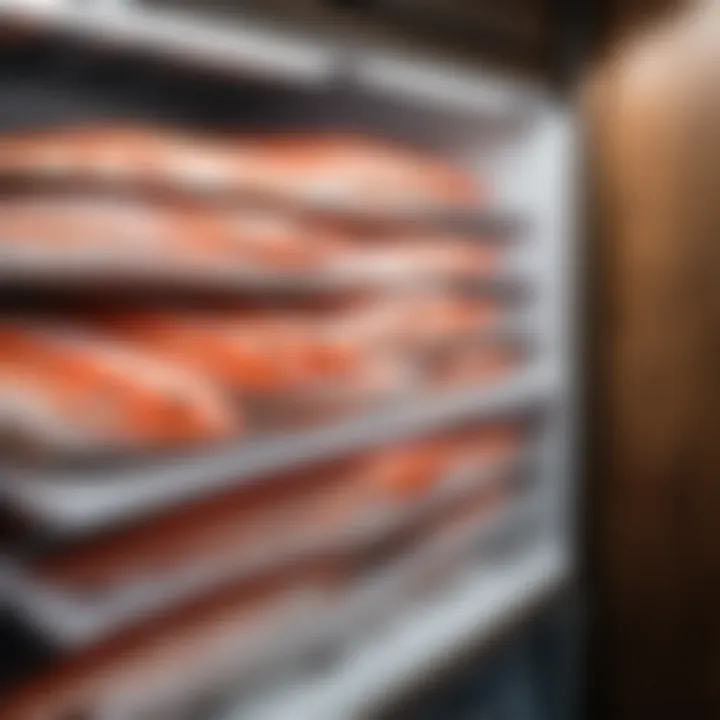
<box><xmin>0</xmin><ymin>2</ymin><xmax>577</xmax><ymax>718</ymax></box>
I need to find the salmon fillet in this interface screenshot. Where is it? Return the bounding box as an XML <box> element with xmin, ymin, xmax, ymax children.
<box><xmin>332</xmin><ymin>235</ymin><xmax>500</xmax><ymax>282</ymax></box>
<box><xmin>0</xmin><ymin>124</ymin><xmax>481</xmax><ymax>211</ymax></box>
<box><xmin>323</xmin><ymin>295</ymin><xmax>500</xmax><ymax>348</ymax></box>
<box><xmin>0</xmin><ymin>324</ymin><xmax>240</xmax><ymax>450</ymax></box>
<box><xmin>86</xmin><ymin>311</ymin><xmax>366</xmax><ymax>393</ymax></box>
<box><xmin>0</xmin><ymin>196</ymin><xmax>346</xmax><ymax>273</ymax></box>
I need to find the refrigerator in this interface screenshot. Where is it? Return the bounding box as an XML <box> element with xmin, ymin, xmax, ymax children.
<box><xmin>0</xmin><ymin>1</ymin><xmax>580</xmax><ymax>718</ymax></box>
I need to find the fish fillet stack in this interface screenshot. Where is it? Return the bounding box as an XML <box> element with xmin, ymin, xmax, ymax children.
<box><xmin>0</xmin><ymin>125</ymin><xmax>499</xmax><ymax>283</ymax></box>
<box><xmin>0</xmin><ymin>124</ymin><xmax>519</xmax><ymax>453</ymax></box>
<box><xmin>0</xmin><ymin>419</ymin><xmax>526</xmax><ymax>720</ymax></box>
<box><xmin>0</xmin><ymin>123</ymin><xmax>527</xmax><ymax>719</ymax></box>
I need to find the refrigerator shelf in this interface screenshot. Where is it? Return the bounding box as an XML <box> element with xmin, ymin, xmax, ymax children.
<box><xmin>0</xmin><ymin>0</ymin><xmax>535</xmax><ymax>120</ymax></box>
<box><xmin>0</xmin><ymin>367</ymin><xmax>555</xmax><ymax>532</ymax></box>
<box><xmin>234</xmin><ymin>541</ymin><xmax>568</xmax><ymax>720</ymax></box>
<box><xmin>0</xmin><ymin>0</ymin><xmax>334</xmax><ymax>86</ymax></box>
<box><xmin>0</xmin><ymin>221</ymin><xmax>528</xmax><ymax>298</ymax></box>
<box><xmin>0</xmin><ymin>498</ymin><xmax>544</xmax><ymax>720</ymax></box>
<box><xmin>0</xmin><ymin>460</ymin><xmax>525</xmax><ymax>647</ymax></box>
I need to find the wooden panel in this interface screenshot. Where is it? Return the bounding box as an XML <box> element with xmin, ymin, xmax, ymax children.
<box><xmin>587</xmin><ymin>7</ymin><xmax>720</xmax><ymax>718</ymax></box>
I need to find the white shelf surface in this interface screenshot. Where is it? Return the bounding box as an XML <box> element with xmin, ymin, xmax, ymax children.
<box><xmin>0</xmin><ymin>0</ymin><xmax>536</xmax><ymax>118</ymax></box>
<box><xmin>238</xmin><ymin>542</ymin><xmax>568</xmax><ymax>720</ymax></box>
<box><xmin>0</xmin><ymin>368</ymin><xmax>555</xmax><ymax>531</ymax></box>
<box><xmin>0</xmin><ymin>0</ymin><xmax>334</xmax><ymax>84</ymax></box>
<box><xmin>356</xmin><ymin>52</ymin><xmax>534</xmax><ymax>120</ymax></box>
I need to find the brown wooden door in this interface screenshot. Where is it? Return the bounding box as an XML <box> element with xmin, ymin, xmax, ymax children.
<box><xmin>587</xmin><ymin>7</ymin><xmax>720</xmax><ymax>718</ymax></box>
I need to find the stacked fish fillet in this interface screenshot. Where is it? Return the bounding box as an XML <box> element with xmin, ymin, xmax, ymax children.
<box><xmin>0</xmin><ymin>124</ymin><xmax>518</xmax><ymax>454</ymax></box>
<box><xmin>0</xmin><ymin>124</ymin><xmax>527</xmax><ymax>720</ymax></box>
